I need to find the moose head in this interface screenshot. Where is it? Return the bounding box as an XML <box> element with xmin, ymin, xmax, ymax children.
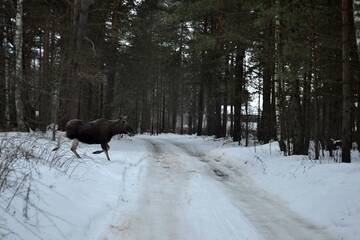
<box><xmin>110</xmin><ymin>116</ymin><xmax>134</xmax><ymax>136</ymax></box>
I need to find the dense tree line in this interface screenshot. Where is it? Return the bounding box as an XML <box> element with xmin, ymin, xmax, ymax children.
<box><xmin>0</xmin><ymin>0</ymin><xmax>359</xmax><ymax>162</ymax></box>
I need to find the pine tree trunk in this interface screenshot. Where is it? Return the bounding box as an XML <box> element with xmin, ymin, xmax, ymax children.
<box><xmin>61</xmin><ymin>0</ymin><xmax>94</xmax><ymax>123</ymax></box>
<box><xmin>275</xmin><ymin>3</ymin><xmax>286</xmax><ymax>143</ymax></box>
<box><xmin>341</xmin><ymin>0</ymin><xmax>353</xmax><ymax>163</ymax></box>
<box><xmin>161</xmin><ymin>76</ymin><xmax>166</xmax><ymax>132</ymax></box>
<box><xmin>206</xmin><ymin>82</ymin><xmax>216</xmax><ymax>135</ymax></box>
<box><xmin>180</xmin><ymin>82</ymin><xmax>184</xmax><ymax>134</ymax></box>
<box><xmin>245</xmin><ymin>98</ymin><xmax>249</xmax><ymax>147</ymax></box>
<box><xmin>50</xmin><ymin>29</ymin><xmax>60</xmax><ymax>140</ymax></box>
<box><xmin>2</xmin><ymin>3</ymin><xmax>10</xmax><ymax>129</ymax></box>
<box><xmin>260</xmin><ymin>14</ymin><xmax>275</xmax><ymax>143</ymax></box>
<box><xmin>14</xmin><ymin>0</ymin><xmax>26</xmax><ymax>131</ymax></box>
<box><xmin>233</xmin><ymin>47</ymin><xmax>244</xmax><ymax>142</ymax></box>
<box><xmin>197</xmin><ymin>51</ymin><xmax>205</xmax><ymax>136</ymax></box>
<box><xmin>303</xmin><ymin>73</ymin><xmax>311</xmax><ymax>153</ymax></box>
<box><xmin>222</xmin><ymin>54</ymin><xmax>230</xmax><ymax>137</ymax></box>
<box><xmin>291</xmin><ymin>74</ymin><xmax>306</xmax><ymax>155</ymax></box>
<box><xmin>104</xmin><ymin>0</ymin><xmax>120</xmax><ymax>119</ymax></box>
<box><xmin>350</xmin><ymin>0</ymin><xmax>360</xmax><ymax>147</ymax></box>
<box><xmin>40</xmin><ymin>26</ymin><xmax>50</xmax><ymax>130</ymax></box>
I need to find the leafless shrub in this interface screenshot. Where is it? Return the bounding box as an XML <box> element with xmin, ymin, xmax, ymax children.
<box><xmin>0</xmin><ymin>132</ymin><xmax>80</xmax><ymax>239</ymax></box>
<box><xmin>254</xmin><ymin>155</ymin><xmax>267</xmax><ymax>174</ymax></box>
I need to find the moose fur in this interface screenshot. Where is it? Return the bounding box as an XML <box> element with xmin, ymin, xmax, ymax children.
<box><xmin>64</xmin><ymin>117</ymin><xmax>133</xmax><ymax>160</ymax></box>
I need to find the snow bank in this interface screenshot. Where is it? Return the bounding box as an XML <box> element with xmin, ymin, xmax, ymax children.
<box><xmin>0</xmin><ymin>133</ymin><xmax>150</xmax><ymax>240</ymax></box>
<box><xmin>162</xmin><ymin>134</ymin><xmax>360</xmax><ymax>240</ymax></box>
<box><xmin>2</xmin><ymin>133</ymin><xmax>359</xmax><ymax>240</ymax></box>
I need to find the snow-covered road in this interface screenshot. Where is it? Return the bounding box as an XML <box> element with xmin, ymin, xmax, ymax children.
<box><xmin>6</xmin><ymin>133</ymin><xmax>355</xmax><ymax>240</ymax></box>
<box><xmin>101</xmin><ymin>136</ymin><xmax>334</xmax><ymax>240</ymax></box>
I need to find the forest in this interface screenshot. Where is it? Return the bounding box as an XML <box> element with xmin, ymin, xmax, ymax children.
<box><xmin>1</xmin><ymin>0</ymin><xmax>360</xmax><ymax>162</ymax></box>
<box><xmin>2</xmin><ymin>1</ymin><xmax>360</xmax><ymax>239</ymax></box>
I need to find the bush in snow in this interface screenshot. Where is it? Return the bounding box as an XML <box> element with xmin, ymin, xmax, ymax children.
<box><xmin>0</xmin><ymin>132</ymin><xmax>79</xmax><ymax>239</ymax></box>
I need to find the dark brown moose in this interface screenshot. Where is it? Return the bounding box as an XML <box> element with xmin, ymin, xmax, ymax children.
<box><xmin>63</xmin><ymin>117</ymin><xmax>133</xmax><ymax>161</ymax></box>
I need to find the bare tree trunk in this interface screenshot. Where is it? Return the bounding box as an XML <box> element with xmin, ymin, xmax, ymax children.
<box><xmin>309</xmin><ymin>1</ymin><xmax>320</xmax><ymax>160</ymax></box>
<box><xmin>151</xmin><ymin>81</ymin><xmax>155</xmax><ymax>135</ymax></box>
<box><xmin>260</xmin><ymin>12</ymin><xmax>275</xmax><ymax>143</ymax></box>
<box><xmin>229</xmin><ymin>54</ymin><xmax>235</xmax><ymax>137</ymax></box>
<box><xmin>156</xmin><ymin>74</ymin><xmax>160</xmax><ymax>134</ymax></box>
<box><xmin>161</xmin><ymin>75</ymin><xmax>166</xmax><ymax>132</ymax></box>
<box><xmin>14</xmin><ymin>0</ymin><xmax>26</xmax><ymax>131</ymax></box>
<box><xmin>342</xmin><ymin>0</ymin><xmax>353</xmax><ymax>163</ymax></box>
<box><xmin>2</xmin><ymin>2</ymin><xmax>10</xmax><ymax>129</ymax></box>
<box><xmin>39</xmin><ymin>25</ymin><xmax>51</xmax><ymax>131</ymax></box>
<box><xmin>104</xmin><ymin>0</ymin><xmax>120</xmax><ymax>119</ymax></box>
<box><xmin>230</xmin><ymin>105</ymin><xmax>234</xmax><ymax>136</ymax></box>
<box><xmin>180</xmin><ymin>82</ymin><xmax>184</xmax><ymax>134</ymax></box>
<box><xmin>222</xmin><ymin>53</ymin><xmax>230</xmax><ymax>137</ymax></box>
<box><xmin>50</xmin><ymin>30</ymin><xmax>59</xmax><ymax>140</ymax></box>
<box><xmin>61</xmin><ymin>0</ymin><xmax>94</xmax><ymax>124</ymax></box>
<box><xmin>197</xmin><ymin>51</ymin><xmax>205</xmax><ymax>136</ymax></box>
<box><xmin>233</xmin><ymin>46</ymin><xmax>244</xmax><ymax>143</ymax></box>
<box><xmin>245</xmin><ymin>97</ymin><xmax>249</xmax><ymax>147</ymax></box>
<box><xmin>4</xmin><ymin>50</ymin><xmax>10</xmax><ymax>129</ymax></box>
<box><xmin>171</xmin><ymin>80</ymin><xmax>178</xmax><ymax>132</ymax></box>
<box><xmin>275</xmin><ymin>1</ymin><xmax>286</xmax><ymax>143</ymax></box>
<box><xmin>51</xmin><ymin>81</ymin><xmax>60</xmax><ymax>141</ymax></box>
<box><xmin>302</xmin><ymin>73</ymin><xmax>311</xmax><ymax>153</ymax></box>
<box><xmin>350</xmin><ymin>0</ymin><xmax>360</xmax><ymax>148</ymax></box>
<box><xmin>230</xmin><ymin>52</ymin><xmax>235</xmax><ymax>137</ymax></box>
<box><xmin>187</xmin><ymin>83</ymin><xmax>195</xmax><ymax>134</ymax></box>
<box><xmin>291</xmin><ymin>71</ymin><xmax>306</xmax><ymax>155</ymax></box>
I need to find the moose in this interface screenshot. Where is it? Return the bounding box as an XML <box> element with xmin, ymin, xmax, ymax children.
<box><xmin>59</xmin><ymin>117</ymin><xmax>133</xmax><ymax>161</ymax></box>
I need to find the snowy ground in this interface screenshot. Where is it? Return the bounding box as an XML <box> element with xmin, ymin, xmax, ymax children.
<box><xmin>1</xmin><ymin>133</ymin><xmax>359</xmax><ymax>240</ymax></box>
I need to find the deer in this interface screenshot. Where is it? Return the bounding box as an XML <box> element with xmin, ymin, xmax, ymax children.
<box><xmin>54</xmin><ymin>117</ymin><xmax>133</xmax><ymax>161</ymax></box>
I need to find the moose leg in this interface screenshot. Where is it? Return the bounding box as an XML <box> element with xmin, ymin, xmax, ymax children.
<box><xmin>71</xmin><ymin>139</ymin><xmax>81</xmax><ymax>158</ymax></box>
<box><xmin>92</xmin><ymin>150</ymin><xmax>103</xmax><ymax>154</ymax></box>
<box><xmin>101</xmin><ymin>143</ymin><xmax>111</xmax><ymax>161</ymax></box>
<box><xmin>93</xmin><ymin>144</ymin><xmax>109</xmax><ymax>154</ymax></box>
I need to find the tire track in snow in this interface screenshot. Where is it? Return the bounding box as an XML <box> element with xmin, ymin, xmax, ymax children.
<box><xmin>102</xmin><ymin>136</ymin><xmax>335</xmax><ymax>240</ymax></box>
<box><xmin>102</xmin><ymin>141</ymin><xmax>190</xmax><ymax>240</ymax></box>
<box><xmin>168</xmin><ymin>138</ymin><xmax>336</xmax><ymax>240</ymax></box>
<box><xmin>104</xmin><ymin>139</ymin><xmax>191</xmax><ymax>240</ymax></box>
<box><xmin>103</xmin><ymin>137</ymin><xmax>262</xmax><ymax>240</ymax></box>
